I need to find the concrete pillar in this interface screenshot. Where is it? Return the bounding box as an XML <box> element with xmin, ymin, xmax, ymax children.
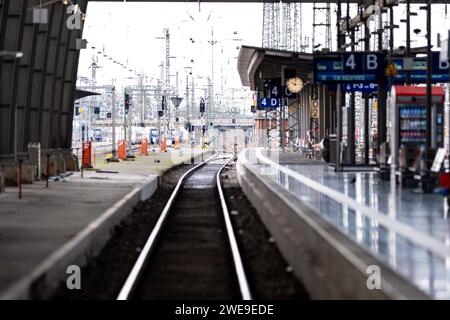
<box><xmin>56</xmin><ymin>153</ymin><xmax>66</xmax><ymax>174</ymax></box>
<box><xmin>0</xmin><ymin>163</ymin><xmax>35</xmax><ymax>186</ymax></box>
<box><xmin>64</xmin><ymin>152</ymin><xmax>79</xmax><ymax>172</ymax></box>
<box><xmin>40</xmin><ymin>151</ymin><xmax>79</xmax><ymax>177</ymax></box>
<box><xmin>41</xmin><ymin>156</ymin><xmax>58</xmax><ymax>178</ymax></box>
<box><xmin>21</xmin><ymin>164</ymin><xmax>35</xmax><ymax>184</ymax></box>
<box><xmin>2</xmin><ymin>163</ymin><xmax>18</xmax><ymax>187</ymax></box>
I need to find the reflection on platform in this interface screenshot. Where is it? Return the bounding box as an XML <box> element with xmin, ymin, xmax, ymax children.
<box><xmin>246</xmin><ymin>149</ymin><xmax>450</xmax><ymax>299</ymax></box>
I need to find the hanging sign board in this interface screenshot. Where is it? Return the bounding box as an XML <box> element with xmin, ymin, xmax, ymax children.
<box><xmin>269</xmin><ymin>84</ymin><xmax>297</xmax><ymax>99</ymax></box>
<box><xmin>257</xmin><ymin>98</ymin><xmax>280</xmax><ymax>109</ymax></box>
<box><xmin>343</xmin><ymin>82</ymin><xmax>379</xmax><ymax>93</ymax></box>
<box><xmin>391</xmin><ymin>53</ymin><xmax>449</xmax><ymax>84</ymax></box>
<box><xmin>311</xmin><ymin>99</ymin><xmax>319</xmax><ymax>119</ymax></box>
<box><xmin>314</xmin><ymin>52</ymin><xmax>384</xmax><ymax>84</ymax></box>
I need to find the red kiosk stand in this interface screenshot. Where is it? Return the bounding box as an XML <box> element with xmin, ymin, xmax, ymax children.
<box><xmin>390</xmin><ymin>85</ymin><xmax>446</xmax><ymax>188</ymax></box>
<box><xmin>82</xmin><ymin>141</ymin><xmax>93</xmax><ymax>168</ymax></box>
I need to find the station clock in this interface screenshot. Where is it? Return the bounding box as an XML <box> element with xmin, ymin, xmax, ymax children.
<box><xmin>286</xmin><ymin>77</ymin><xmax>303</xmax><ymax>93</ymax></box>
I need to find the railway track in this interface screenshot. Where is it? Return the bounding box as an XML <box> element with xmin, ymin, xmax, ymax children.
<box><xmin>117</xmin><ymin>152</ymin><xmax>252</xmax><ymax>300</ymax></box>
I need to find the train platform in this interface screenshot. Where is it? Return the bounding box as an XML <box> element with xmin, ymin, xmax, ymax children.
<box><xmin>93</xmin><ymin>146</ymin><xmax>207</xmax><ymax>176</ymax></box>
<box><xmin>237</xmin><ymin>148</ymin><xmax>450</xmax><ymax>300</ymax></box>
<box><xmin>0</xmin><ymin>148</ymin><xmax>209</xmax><ymax>299</ymax></box>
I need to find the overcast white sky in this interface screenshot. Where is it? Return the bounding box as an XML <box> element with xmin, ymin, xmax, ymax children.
<box><xmin>78</xmin><ymin>2</ymin><xmax>450</xmax><ymax>95</ymax></box>
<box><xmin>78</xmin><ymin>1</ymin><xmax>264</xmax><ymax>96</ymax></box>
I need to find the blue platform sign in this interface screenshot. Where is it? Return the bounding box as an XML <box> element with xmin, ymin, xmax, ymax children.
<box><xmin>269</xmin><ymin>85</ymin><xmax>297</xmax><ymax>98</ymax></box>
<box><xmin>342</xmin><ymin>53</ymin><xmax>384</xmax><ymax>80</ymax></box>
<box><xmin>314</xmin><ymin>52</ymin><xmax>384</xmax><ymax>84</ymax></box>
<box><xmin>257</xmin><ymin>98</ymin><xmax>280</xmax><ymax>110</ymax></box>
<box><xmin>391</xmin><ymin>53</ymin><xmax>450</xmax><ymax>84</ymax></box>
<box><xmin>343</xmin><ymin>82</ymin><xmax>379</xmax><ymax>93</ymax></box>
<box><xmin>313</xmin><ymin>57</ymin><xmax>343</xmax><ymax>83</ymax></box>
<box><xmin>315</xmin><ymin>52</ymin><xmax>449</xmax><ymax>86</ymax></box>
<box><xmin>269</xmin><ymin>85</ymin><xmax>282</xmax><ymax>98</ymax></box>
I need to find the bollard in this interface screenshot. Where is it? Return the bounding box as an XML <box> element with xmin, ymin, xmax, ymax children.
<box><xmin>174</xmin><ymin>136</ymin><xmax>180</xmax><ymax>150</ymax></box>
<box><xmin>191</xmin><ymin>139</ymin><xmax>195</xmax><ymax>164</ymax></box>
<box><xmin>118</xmin><ymin>140</ymin><xmax>126</xmax><ymax>160</ymax></box>
<box><xmin>160</xmin><ymin>137</ymin><xmax>167</xmax><ymax>153</ymax></box>
<box><xmin>93</xmin><ymin>145</ymin><xmax>96</xmax><ymax>167</ymax></box>
<box><xmin>18</xmin><ymin>160</ymin><xmax>23</xmax><ymax>199</ymax></box>
<box><xmin>46</xmin><ymin>154</ymin><xmax>50</xmax><ymax>188</ymax></box>
<box><xmin>141</xmin><ymin>138</ymin><xmax>148</xmax><ymax>156</ymax></box>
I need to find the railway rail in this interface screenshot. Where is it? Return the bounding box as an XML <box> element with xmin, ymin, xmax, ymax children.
<box><xmin>117</xmin><ymin>152</ymin><xmax>252</xmax><ymax>300</ymax></box>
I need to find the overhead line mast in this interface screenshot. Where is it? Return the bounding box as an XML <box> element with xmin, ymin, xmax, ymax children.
<box><xmin>262</xmin><ymin>1</ymin><xmax>306</xmax><ymax>52</ymax></box>
<box><xmin>164</xmin><ymin>28</ymin><xmax>170</xmax><ymax>144</ymax></box>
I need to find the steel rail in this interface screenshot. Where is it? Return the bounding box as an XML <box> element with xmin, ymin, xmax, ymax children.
<box><xmin>117</xmin><ymin>153</ymin><xmax>217</xmax><ymax>300</ymax></box>
<box><xmin>216</xmin><ymin>157</ymin><xmax>252</xmax><ymax>300</ymax></box>
<box><xmin>117</xmin><ymin>152</ymin><xmax>251</xmax><ymax>300</ymax></box>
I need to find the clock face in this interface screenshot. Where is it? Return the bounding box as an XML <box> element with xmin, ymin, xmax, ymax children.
<box><xmin>286</xmin><ymin>77</ymin><xmax>303</xmax><ymax>93</ymax></box>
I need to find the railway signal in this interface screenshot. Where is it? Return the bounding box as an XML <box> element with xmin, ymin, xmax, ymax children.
<box><xmin>75</xmin><ymin>101</ymin><xmax>80</xmax><ymax>116</ymax></box>
<box><xmin>200</xmin><ymin>97</ymin><xmax>206</xmax><ymax>113</ymax></box>
<box><xmin>124</xmin><ymin>92</ymin><xmax>130</xmax><ymax>114</ymax></box>
<box><xmin>161</xmin><ymin>95</ymin><xmax>166</xmax><ymax>111</ymax></box>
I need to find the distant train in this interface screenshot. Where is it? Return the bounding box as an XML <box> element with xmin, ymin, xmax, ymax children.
<box><xmin>94</xmin><ymin>129</ymin><xmax>103</xmax><ymax>142</ymax></box>
<box><xmin>150</xmin><ymin>129</ymin><xmax>159</xmax><ymax>145</ymax></box>
<box><xmin>149</xmin><ymin>128</ymin><xmax>188</xmax><ymax>145</ymax></box>
<box><xmin>130</xmin><ymin>127</ymin><xmax>150</xmax><ymax>145</ymax></box>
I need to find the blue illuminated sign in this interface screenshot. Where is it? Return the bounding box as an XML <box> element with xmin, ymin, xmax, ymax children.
<box><xmin>314</xmin><ymin>52</ymin><xmax>384</xmax><ymax>84</ymax></box>
<box><xmin>314</xmin><ymin>52</ymin><xmax>449</xmax><ymax>87</ymax></box>
<box><xmin>343</xmin><ymin>82</ymin><xmax>379</xmax><ymax>93</ymax></box>
<box><xmin>391</xmin><ymin>53</ymin><xmax>449</xmax><ymax>84</ymax></box>
<box><xmin>257</xmin><ymin>98</ymin><xmax>280</xmax><ymax>109</ymax></box>
<box><xmin>313</xmin><ymin>57</ymin><xmax>343</xmax><ymax>83</ymax></box>
<box><xmin>343</xmin><ymin>53</ymin><xmax>384</xmax><ymax>78</ymax></box>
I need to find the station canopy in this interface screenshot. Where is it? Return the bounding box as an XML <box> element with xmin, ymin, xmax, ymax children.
<box><xmin>91</xmin><ymin>1</ymin><xmax>450</xmax><ymax>3</ymax></box>
<box><xmin>237</xmin><ymin>45</ymin><xmax>313</xmax><ymax>91</ymax></box>
<box><xmin>75</xmin><ymin>89</ymin><xmax>102</xmax><ymax>100</ymax></box>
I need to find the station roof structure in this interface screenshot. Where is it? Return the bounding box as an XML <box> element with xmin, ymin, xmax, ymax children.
<box><xmin>237</xmin><ymin>45</ymin><xmax>313</xmax><ymax>91</ymax></box>
<box><xmin>75</xmin><ymin>89</ymin><xmax>102</xmax><ymax>100</ymax></box>
<box><xmin>91</xmin><ymin>0</ymin><xmax>450</xmax><ymax>3</ymax></box>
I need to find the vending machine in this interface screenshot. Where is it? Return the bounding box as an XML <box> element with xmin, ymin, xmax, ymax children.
<box><xmin>390</xmin><ymin>85</ymin><xmax>445</xmax><ymax>173</ymax></box>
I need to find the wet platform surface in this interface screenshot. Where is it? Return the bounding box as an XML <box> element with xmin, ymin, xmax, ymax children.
<box><xmin>244</xmin><ymin>149</ymin><xmax>450</xmax><ymax>299</ymax></box>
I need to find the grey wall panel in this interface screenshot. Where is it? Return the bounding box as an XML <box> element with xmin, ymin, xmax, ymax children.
<box><xmin>0</xmin><ymin>0</ymin><xmax>86</xmax><ymax>160</ymax></box>
<box><xmin>40</xmin><ymin>5</ymin><xmax>63</xmax><ymax>149</ymax></box>
<box><xmin>29</xmin><ymin>19</ymin><xmax>48</xmax><ymax>145</ymax></box>
<box><xmin>46</xmin><ymin>3</ymin><xmax>65</xmax><ymax>150</ymax></box>
<box><xmin>51</xmin><ymin>8</ymin><xmax>71</xmax><ymax>149</ymax></box>
<box><xmin>0</xmin><ymin>0</ymin><xmax>15</xmax><ymax>156</ymax></box>
<box><xmin>19</xmin><ymin>8</ymin><xmax>39</xmax><ymax>152</ymax></box>
<box><xmin>58</xmin><ymin>27</ymin><xmax>74</xmax><ymax>148</ymax></box>
<box><xmin>34</xmin><ymin>27</ymin><xmax>47</xmax><ymax>70</ymax></box>
<box><xmin>2</xmin><ymin>0</ymin><xmax>27</xmax><ymax>159</ymax></box>
<box><xmin>0</xmin><ymin>1</ymin><xmax>4</xmax><ymax>36</ymax></box>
